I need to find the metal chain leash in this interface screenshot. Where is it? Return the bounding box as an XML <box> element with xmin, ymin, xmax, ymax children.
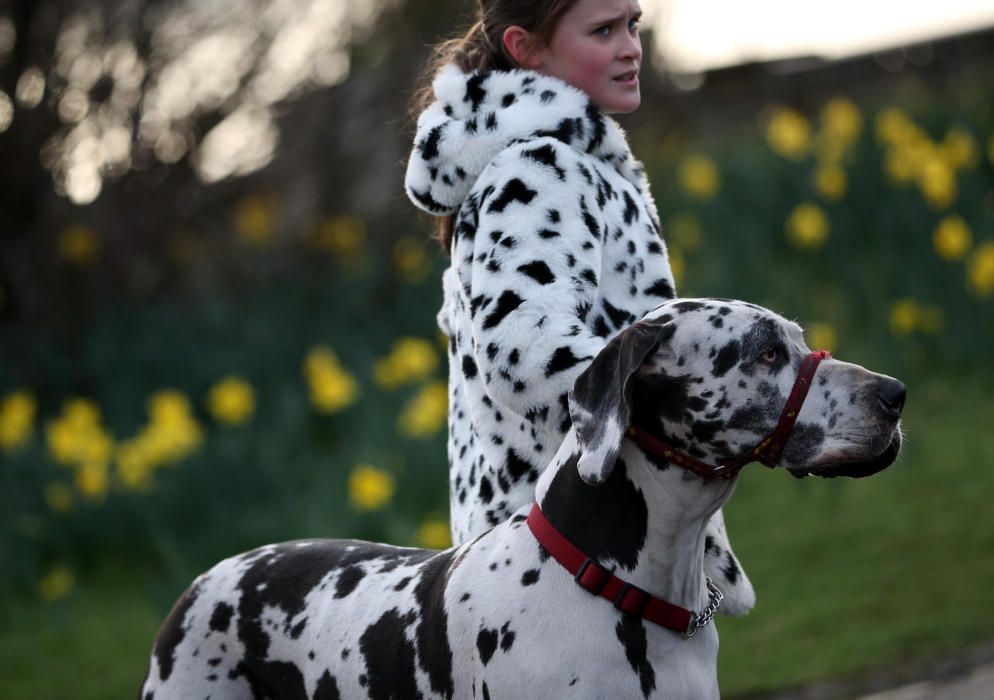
<box><xmin>684</xmin><ymin>577</ymin><xmax>724</xmax><ymax>638</ymax></box>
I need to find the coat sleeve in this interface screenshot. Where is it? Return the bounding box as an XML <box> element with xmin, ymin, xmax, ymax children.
<box><xmin>456</xmin><ymin>139</ymin><xmax>611</xmax><ymax>435</ymax></box>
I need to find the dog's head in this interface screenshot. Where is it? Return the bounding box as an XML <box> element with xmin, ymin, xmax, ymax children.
<box><xmin>570</xmin><ymin>299</ymin><xmax>905</xmax><ymax>484</ymax></box>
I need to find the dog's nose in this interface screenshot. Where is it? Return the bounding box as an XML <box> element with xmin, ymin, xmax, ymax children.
<box><xmin>876</xmin><ymin>379</ymin><xmax>906</xmax><ymax>420</ymax></box>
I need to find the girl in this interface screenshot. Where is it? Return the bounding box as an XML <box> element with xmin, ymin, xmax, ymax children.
<box><xmin>405</xmin><ymin>0</ymin><xmax>755</xmax><ymax>614</ymax></box>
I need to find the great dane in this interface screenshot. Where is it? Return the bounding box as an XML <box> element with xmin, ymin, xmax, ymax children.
<box><xmin>141</xmin><ymin>298</ymin><xmax>905</xmax><ymax>699</ymax></box>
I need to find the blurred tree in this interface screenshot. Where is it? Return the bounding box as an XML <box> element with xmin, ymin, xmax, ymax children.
<box><xmin>0</xmin><ymin>0</ymin><xmax>472</xmax><ymax>323</ymax></box>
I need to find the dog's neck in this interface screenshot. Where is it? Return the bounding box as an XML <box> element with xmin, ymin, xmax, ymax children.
<box><xmin>535</xmin><ymin>430</ymin><xmax>737</xmax><ymax>612</ymax></box>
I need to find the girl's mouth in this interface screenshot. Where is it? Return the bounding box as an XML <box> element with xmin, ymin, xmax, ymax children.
<box><xmin>614</xmin><ymin>71</ymin><xmax>639</xmax><ymax>85</ymax></box>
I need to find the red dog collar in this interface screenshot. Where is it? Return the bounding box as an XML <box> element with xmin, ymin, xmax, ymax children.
<box><xmin>526</xmin><ymin>503</ymin><xmax>722</xmax><ymax>637</ymax></box>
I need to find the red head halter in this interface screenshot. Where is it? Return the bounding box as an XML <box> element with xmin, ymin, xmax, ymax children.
<box><xmin>626</xmin><ymin>350</ymin><xmax>832</xmax><ymax>480</ymax></box>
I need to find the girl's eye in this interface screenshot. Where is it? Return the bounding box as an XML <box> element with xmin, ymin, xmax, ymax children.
<box><xmin>759</xmin><ymin>347</ymin><xmax>780</xmax><ymax>364</ymax></box>
<box><xmin>594</xmin><ymin>25</ymin><xmax>611</xmax><ymax>36</ymax></box>
<box><xmin>628</xmin><ymin>18</ymin><xmax>640</xmax><ymax>33</ymax></box>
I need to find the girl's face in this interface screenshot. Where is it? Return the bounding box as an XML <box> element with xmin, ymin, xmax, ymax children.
<box><xmin>534</xmin><ymin>0</ymin><xmax>643</xmax><ymax>114</ymax></box>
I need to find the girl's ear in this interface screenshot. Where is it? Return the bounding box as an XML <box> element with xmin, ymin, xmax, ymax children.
<box><xmin>502</xmin><ymin>25</ymin><xmax>542</xmax><ymax>69</ymax></box>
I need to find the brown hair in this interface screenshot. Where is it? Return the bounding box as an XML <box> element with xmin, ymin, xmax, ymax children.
<box><xmin>410</xmin><ymin>0</ymin><xmax>578</xmax><ymax>252</ymax></box>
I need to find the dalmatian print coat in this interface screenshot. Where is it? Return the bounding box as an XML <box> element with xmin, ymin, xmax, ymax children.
<box><xmin>406</xmin><ymin>65</ymin><xmax>676</xmax><ymax>542</ymax></box>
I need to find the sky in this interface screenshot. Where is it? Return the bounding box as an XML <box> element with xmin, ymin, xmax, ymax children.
<box><xmin>642</xmin><ymin>0</ymin><xmax>994</xmax><ymax>72</ymax></box>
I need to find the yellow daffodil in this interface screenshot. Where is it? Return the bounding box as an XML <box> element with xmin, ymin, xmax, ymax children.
<box><xmin>116</xmin><ymin>438</ymin><xmax>155</xmax><ymax>491</ymax></box>
<box><xmin>814</xmin><ymin>163</ymin><xmax>847</xmax><ymax>201</ymax></box>
<box><xmin>888</xmin><ymin>299</ymin><xmax>943</xmax><ymax>337</ymax></box>
<box><xmin>394</xmin><ymin>236</ymin><xmax>433</xmax><ymax>284</ymax></box>
<box><xmin>398</xmin><ymin>381</ymin><xmax>448</xmax><ymax>438</ymax></box>
<box><xmin>765</xmin><ymin>106</ymin><xmax>811</xmax><ymax>160</ymax></box>
<box><xmin>942</xmin><ymin>127</ymin><xmax>979</xmax><ymax>170</ymax></box>
<box><xmin>678</xmin><ymin>155</ymin><xmax>720</xmax><ymax>200</ymax></box>
<box><xmin>917</xmin><ymin>157</ymin><xmax>956</xmax><ymax>210</ymax></box>
<box><xmin>821</xmin><ymin>98</ymin><xmax>862</xmax><ymax>144</ymax></box>
<box><xmin>875</xmin><ymin>108</ymin><xmax>916</xmax><ymax>146</ymax></box>
<box><xmin>46</xmin><ymin>398</ymin><xmax>115</xmax><ymax>468</ymax></box>
<box><xmin>234</xmin><ymin>194</ymin><xmax>279</xmax><ymax>245</ymax></box>
<box><xmin>304</xmin><ymin>346</ymin><xmax>360</xmax><ymax>414</ymax></box>
<box><xmin>374</xmin><ymin>338</ymin><xmax>439</xmax><ymax>390</ymax></box>
<box><xmin>417</xmin><ymin>518</ymin><xmax>452</xmax><ymax>549</ymax></box>
<box><xmin>39</xmin><ymin>566</ymin><xmax>75</xmax><ymax>603</ymax></box>
<box><xmin>805</xmin><ymin>322</ymin><xmax>838</xmax><ymax>353</ymax></box>
<box><xmin>967</xmin><ymin>242</ymin><xmax>994</xmax><ymax>297</ymax></box>
<box><xmin>933</xmin><ymin>216</ymin><xmax>972</xmax><ymax>261</ymax></box>
<box><xmin>143</xmin><ymin>390</ymin><xmax>203</xmax><ymax>463</ymax></box>
<box><xmin>57</xmin><ymin>225</ymin><xmax>100</xmax><ymax>265</ymax></box>
<box><xmin>207</xmin><ymin>376</ymin><xmax>255</xmax><ymax>426</ymax></box>
<box><xmin>76</xmin><ymin>460</ymin><xmax>109</xmax><ymax>501</ymax></box>
<box><xmin>889</xmin><ymin>299</ymin><xmax>919</xmax><ymax>337</ymax></box>
<box><xmin>785</xmin><ymin>203</ymin><xmax>829</xmax><ymax>250</ymax></box>
<box><xmin>349</xmin><ymin>464</ymin><xmax>395</xmax><ymax>511</ymax></box>
<box><xmin>0</xmin><ymin>390</ymin><xmax>36</xmax><ymax>452</ymax></box>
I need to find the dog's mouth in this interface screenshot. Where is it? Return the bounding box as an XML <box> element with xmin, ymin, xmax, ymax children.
<box><xmin>790</xmin><ymin>428</ymin><xmax>902</xmax><ymax>479</ymax></box>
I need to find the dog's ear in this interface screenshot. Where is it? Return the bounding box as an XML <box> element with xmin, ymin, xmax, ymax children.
<box><xmin>570</xmin><ymin>319</ymin><xmax>675</xmax><ymax>485</ymax></box>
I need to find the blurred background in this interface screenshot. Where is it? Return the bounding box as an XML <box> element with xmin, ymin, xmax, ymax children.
<box><xmin>0</xmin><ymin>0</ymin><xmax>992</xmax><ymax>697</ymax></box>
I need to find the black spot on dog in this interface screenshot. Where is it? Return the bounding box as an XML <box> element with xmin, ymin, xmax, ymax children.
<box><xmin>721</xmin><ymin>551</ymin><xmax>741</xmax><ymax>585</ymax></box>
<box><xmin>314</xmin><ymin>670</ymin><xmax>342</xmax><ymax>700</ymax></box>
<box><xmin>334</xmin><ymin>565</ymin><xmax>365</xmax><ymax>599</ymax></box>
<box><xmin>673</xmin><ymin>301</ymin><xmax>705</xmax><ymax>314</ymax></box>
<box><xmin>541</xmin><ymin>457</ymin><xmax>647</xmax><ymax>571</ymax></box>
<box><xmin>414</xmin><ymin>552</ymin><xmax>457</xmax><ymax>698</ymax></box>
<box><xmin>209</xmin><ymin>601</ymin><xmax>234</xmax><ymax>633</ymax></box>
<box><xmin>616</xmin><ymin>617</ymin><xmax>656</xmax><ymax>698</ymax></box>
<box><xmin>154</xmin><ymin>582</ymin><xmax>200</xmax><ymax>681</ymax></box>
<box><xmin>782</xmin><ymin>423</ymin><xmax>827</xmax><ymax>466</ymax></box>
<box><xmin>477</xmin><ymin>628</ymin><xmax>499</xmax><ymax>665</ymax></box>
<box><xmin>500</xmin><ymin>622</ymin><xmax>516</xmax><ymax>652</ymax></box>
<box><xmin>521</xmin><ymin>569</ymin><xmax>540</xmax><ymax>586</ymax></box>
<box><xmin>395</xmin><ymin>577</ymin><xmax>412</xmax><ymax>591</ymax></box>
<box><xmin>359</xmin><ymin>608</ymin><xmax>420</xmax><ymax>699</ymax></box>
<box><xmin>713</xmin><ymin>343</ymin><xmax>741</xmax><ymax>379</ymax></box>
<box><xmin>235</xmin><ymin>542</ymin><xmax>433</xmax><ymax>664</ymax></box>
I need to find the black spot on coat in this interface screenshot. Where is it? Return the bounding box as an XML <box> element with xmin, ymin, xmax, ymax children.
<box><xmin>482</xmin><ymin>291</ymin><xmax>524</xmax><ymax>330</ymax></box>
<box><xmin>517</xmin><ymin>260</ymin><xmax>555</xmax><ymax>285</ymax></box>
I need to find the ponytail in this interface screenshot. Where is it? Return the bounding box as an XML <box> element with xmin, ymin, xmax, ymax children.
<box><xmin>408</xmin><ymin>1</ymin><xmax>577</xmax><ymax>253</ymax></box>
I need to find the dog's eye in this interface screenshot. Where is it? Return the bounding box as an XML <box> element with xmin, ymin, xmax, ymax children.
<box><xmin>759</xmin><ymin>347</ymin><xmax>780</xmax><ymax>364</ymax></box>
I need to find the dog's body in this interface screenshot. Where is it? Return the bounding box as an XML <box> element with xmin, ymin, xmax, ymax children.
<box><xmin>142</xmin><ymin>299</ymin><xmax>905</xmax><ymax>699</ymax></box>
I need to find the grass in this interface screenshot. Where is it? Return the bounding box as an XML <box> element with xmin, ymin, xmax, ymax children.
<box><xmin>0</xmin><ymin>373</ymin><xmax>991</xmax><ymax>698</ymax></box>
<box><xmin>718</xmin><ymin>371</ymin><xmax>994</xmax><ymax>696</ymax></box>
